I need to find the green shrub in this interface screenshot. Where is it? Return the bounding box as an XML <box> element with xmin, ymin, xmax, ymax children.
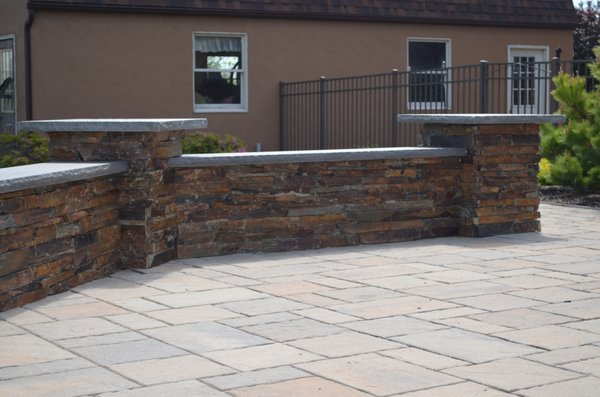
<box><xmin>182</xmin><ymin>132</ymin><xmax>246</xmax><ymax>154</ymax></box>
<box><xmin>540</xmin><ymin>46</ymin><xmax>600</xmax><ymax>192</ymax></box>
<box><xmin>538</xmin><ymin>158</ymin><xmax>552</xmax><ymax>185</ymax></box>
<box><xmin>0</xmin><ymin>131</ymin><xmax>49</xmax><ymax>168</ymax></box>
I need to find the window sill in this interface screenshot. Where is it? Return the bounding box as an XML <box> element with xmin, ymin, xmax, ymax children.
<box><xmin>193</xmin><ymin>106</ymin><xmax>248</xmax><ymax>113</ymax></box>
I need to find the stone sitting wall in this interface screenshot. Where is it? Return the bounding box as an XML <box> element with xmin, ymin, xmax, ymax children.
<box><xmin>0</xmin><ymin>115</ymin><xmax>563</xmax><ymax>310</ymax></box>
<box><xmin>0</xmin><ymin>163</ymin><xmax>127</xmax><ymax>310</ymax></box>
<box><xmin>171</xmin><ymin>150</ymin><xmax>464</xmax><ymax>257</ymax></box>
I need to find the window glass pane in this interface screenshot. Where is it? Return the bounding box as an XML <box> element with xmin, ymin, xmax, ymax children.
<box><xmin>0</xmin><ymin>47</ymin><xmax>14</xmax><ymax>113</ymax></box>
<box><xmin>409</xmin><ymin>72</ymin><xmax>445</xmax><ymax>102</ymax></box>
<box><xmin>207</xmin><ymin>56</ymin><xmax>239</xmax><ymax>70</ymax></box>
<box><xmin>512</xmin><ymin>56</ymin><xmax>536</xmax><ymax>106</ymax></box>
<box><xmin>195</xmin><ymin>36</ymin><xmax>242</xmax><ymax>69</ymax></box>
<box><xmin>409</xmin><ymin>42</ymin><xmax>446</xmax><ymax>70</ymax></box>
<box><xmin>194</xmin><ymin>71</ymin><xmax>241</xmax><ymax>105</ymax></box>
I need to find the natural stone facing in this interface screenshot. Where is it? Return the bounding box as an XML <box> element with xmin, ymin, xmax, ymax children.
<box><xmin>18</xmin><ymin>118</ymin><xmax>207</xmax><ymax>132</ymax></box>
<box><xmin>397</xmin><ymin>113</ymin><xmax>566</xmax><ymax>125</ymax></box>
<box><xmin>0</xmin><ymin>173</ymin><xmax>121</xmax><ymax>311</ymax></box>
<box><xmin>416</xmin><ymin>118</ymin><xmax>545</xmax><ymax>237</ymax></box>
<box><xmin>0</xmin><ymin>161</ymin><xmax>128</xmax><ymax>194</ymax></box>
<box><xmin>169</xmin><ymin>147</ymin><xmax>467</xmax><ymax>167</ymax></box>
<box><xmin>174</xmin><ymin>156</ymin><xmax>464</xmax><ymax>258</ymax></box>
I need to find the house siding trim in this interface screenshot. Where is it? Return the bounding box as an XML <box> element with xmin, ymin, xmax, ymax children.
<box><xmin>27</xmin><ymin>1</ymin><xmax>578</xmax><ymax>29</ymax></box>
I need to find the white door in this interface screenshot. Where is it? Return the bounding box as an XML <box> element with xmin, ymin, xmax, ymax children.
<box><xmin>508</xmin><ymin>47</ymin><xmax>548</xmax><ymax>114</ymax></box>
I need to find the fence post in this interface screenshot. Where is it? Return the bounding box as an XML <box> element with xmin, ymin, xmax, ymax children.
<box><xmin>550</xmin><ymin>57</ymin><xmax>560</xmax><ymax>114</ymax></box>
<box><xmin>319</xmin><ymin>76</ymin><xmax>326</xmax><ymax>149</ymax></box>
<box><xmin>391</xmin><ymin>69</ymin><xmax>399</xmax><ymax>146</ymax></box>
<box><xmin>479</xmin><ymin>60</ymin><xmax>489</xmax><ymax>113</ymax></box>
<box><xmin>279</xmin><ymin>81</ymin><xmax>285</xmax><ymax>150</ymax></box>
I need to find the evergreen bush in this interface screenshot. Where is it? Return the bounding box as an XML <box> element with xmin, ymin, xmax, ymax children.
<box><xmin>540</xmin><ymin>47</ymin><xmax>600</xmax><ymax>192</ymax></box>
<box><xmin>0</xmin><ymin>131</ymin><xmax>49</xmax><ymax>168</ymax></box>
<box><xmin>182</xmin><ymin>132</ymin><xmax>246</xmax><ymax>154</ymax></box>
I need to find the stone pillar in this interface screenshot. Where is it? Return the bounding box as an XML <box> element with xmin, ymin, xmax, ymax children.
<box><xmin>398</xmin><ymin>114</ymin><xmax>565</xmax><ymax>237</ymax></box>
<box><xmin>19</xmin><ymin>119</ymin><xmax>207</xmax><ymax>268</ymax></box>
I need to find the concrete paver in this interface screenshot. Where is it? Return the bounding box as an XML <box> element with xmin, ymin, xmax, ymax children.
<box><xmin>493</xmin><ymin>325</ymin><xmax>600</xmax><ymax>350</ymax></box>
<box><xmin>204</xmin><ymin>366</ymin><xmax>309</xmax><ymax>390</ymax></box>
<box><xmin>517</xmin><ymin>376</ymin><xmax>600</xmax><ymax>397</ymax></box>
<box><xmin>342</xmin><ymin>315</ymin><xmax>445</xmax><ymax>337</ymax></box>
<box><xmin>469</xmin><ymin>307</ymin><xmax>575</xmax><ymax>329</ymax></box>
<box><xmin>108</xmin><ymin>354</ymin><xmax>234</xmax><ymax>385</ymax></box>
<box><xmin>0</xmin><ymin>367</ymin><xmax>137</xmax><ymax>397</ymax></box>
<box><xmin>524</xmin><ymin>345</ymin><xmax>600</xmax><ymax>365</ymax></box>
<box><xmin>229</xmin><ymin>377</ymin><xmax>372</xmax><ymax>397</ymax></box>
<box><xmin>396</xmin><ymin>328</ymin><xmax>541</xmax><ymax>363</ymax></box>
<box><xmin>444</xmin><ymin>357</ymin><xmax>580</xmax><ymax>391</ymax></box>
<box><xmin>287</xmin><ymin>331</ymin><xmax>401</xmax><ymax>358</ymax></box>
<box><xmin>98</xmin><ymin>380</ymin><xmax>230</xmax><ymax>397</ymax></box>
<box><xmin>203</xmin><ymin>343</ymin><xmax>322</xmax><ymax>371</ymax></box>
<box><xmin>0</xmin><ymin>203</ymin><xmax>599</xmax><ymax>396</ymax></box>
<box><xmin>297</xmin><ymin>353</ymin><xmax>460</xmax><ymax>396</ymax></box>
<box><xmin>142</xmin><ymin>322</ymin><xmax>269</xmax><ymax>353</ymax></box>
<box><xmin>397</xmin><ymin>381</ymin><xmax>514</xmax><ymax>396</ymax></box>
<box><xmin>240</xmin><ymin>318</ymin><xmax>343</xmax><ymax>342</ymax></box>
<box><xmin>71</xmin><ymin>338</ymin><xmax>186</xmax><ymax>365</ymax></box>
<box><xmin>0</xmin><ymin>334</ymin><xmax>74</xmax><ymax>367</ymax></box>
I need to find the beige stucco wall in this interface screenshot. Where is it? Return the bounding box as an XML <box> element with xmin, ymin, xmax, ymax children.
<box><xmin>0</xmin><ymin>0</ymin><xmax>27</xmax><ymax>132</ymax></box>
<box><xmin>29</xmin><ymin>10</ymin><xmax>573</xmax><ymax>150</ymax></box>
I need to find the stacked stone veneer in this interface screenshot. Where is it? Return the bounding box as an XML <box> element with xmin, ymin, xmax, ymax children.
<box><xmin>0</xmin><ymin>165</ymin><xmax>125</xmax><ymax>310</ymax></box>
<box><xmin>0</xmin><ymin>115</ymin><xmax>563</xmax><ymax>310</ymax></box>
<box><xmin>172</xmin><ymin>153</ymin><xmax>463</xmax><ymax>257</ymax></box>
<box><xmin>403</xmin><ymin>114</ymin><xmax>564</xmax><ymax>237</ymax></box>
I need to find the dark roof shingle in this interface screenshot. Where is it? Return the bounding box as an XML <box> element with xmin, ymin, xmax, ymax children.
<box><xmin>28</xmin><ymin>0</ymin><xmax>578</xmax><ymax>29</ymax></box>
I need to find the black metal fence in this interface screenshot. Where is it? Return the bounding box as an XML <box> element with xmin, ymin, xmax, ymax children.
<box><xmin>279</xmin><ymin>59</ymin><xmax>593</xmax><ymax>150</ymax></box>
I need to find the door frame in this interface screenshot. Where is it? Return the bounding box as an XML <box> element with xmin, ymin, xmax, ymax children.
<box><xmin>507</xmin><ymin>45</ymin><xmax>549</xmax><ymax>114</ymax></box>
<box><xmin>0</xmin><ymin>34</ymin><xmax>16</xmax><ymax>134</ymax></box>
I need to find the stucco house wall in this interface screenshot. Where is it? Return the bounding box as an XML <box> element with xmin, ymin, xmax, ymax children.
<box><xmin>1</xmin><ymin>1</ymin><xmax>576</xmax><ymax>150</ymax></box>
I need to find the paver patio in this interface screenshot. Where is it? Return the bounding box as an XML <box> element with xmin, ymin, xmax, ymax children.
<box><xmin>1</xmin><ymin>203</ymin><xmax>599</xmax><ymax>397</ymax></box>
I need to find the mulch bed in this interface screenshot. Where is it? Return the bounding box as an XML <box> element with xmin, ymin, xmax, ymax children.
<box><xmin>539</xmin><ymin>186</ymin><xmax>600</xmax><ymax>208</ymax></box>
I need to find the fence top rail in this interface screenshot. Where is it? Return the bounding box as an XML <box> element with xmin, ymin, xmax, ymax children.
<box><xmin>281</xmin><ymin>59</ymin><xmax>594</xmax><ymax>88</ymax></box>
<box><xmin>397</xmin><ymin>113</ymin><xmax>566</xmax><ymax>125</ymax></box>
<box><xmin>170</xmin><ymin>147</ymin><xmax>467</xmax><ymax>167</ymax></box>
<box><xmin>0</xmin><ymin>161</ymin><xmax>128</xmax><ymax>194</ymax></box>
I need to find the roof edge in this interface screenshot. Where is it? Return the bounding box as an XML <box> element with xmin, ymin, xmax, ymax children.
<box><xmin>27</xmin><ymin>2</ymin><xmax>578</xmax><ymax>30</ymax></box>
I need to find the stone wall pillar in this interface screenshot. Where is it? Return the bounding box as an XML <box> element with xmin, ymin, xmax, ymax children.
<box><xmin>398</xmin><ymin>114</ymin><xmax>565</xmax><ymax>237</ymax></box>
<box><xmin>20</xmin><ymin>119</ymin><xmax>207</xmax><ymax>268</ymax></box>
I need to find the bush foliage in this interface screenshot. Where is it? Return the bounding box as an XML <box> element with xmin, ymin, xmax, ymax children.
<box><xmin>0</xmin><ymin>131</ymin><xmax>246</xmax><ymax>168</ymax></box>
<box><xmin>540</xmin><ymin>47</ymin><xmax>600</xmax><ymax>192</ymax></box>
<box><xmin>0</xmin><ymin>131</ymin><xmax>49</xmax><ymax>168</ymax></box>
<box><xmin>182</xmin><ymin>132</ymin><xmax>246</xmax><ymax>154</ymax></box>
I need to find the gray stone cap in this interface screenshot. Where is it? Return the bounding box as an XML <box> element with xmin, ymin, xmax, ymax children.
<box><xmin>169</xmin><ymin>147</ymin><xmax>467</xmax><ymax>167</ymax></box>
<box><xmin>0</xmin><ymin>161</ymin><xmax>128</xmax><ymax>194</ymax></box>
<box><xmin>18</xmin><ymin>118</ymin><xmax>208</xmax><ymax>132</ymax></box>
<box><xmin>397</xmin><ymin>114</ymin><xmax>566</xmax><ymax>124</ymax></box>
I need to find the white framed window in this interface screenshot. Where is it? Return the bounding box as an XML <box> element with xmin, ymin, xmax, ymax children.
<box><xmin>407</xmin><ymin>38</ymin><xmax>451</xmax><ymax>110</ymax></box>
<box><xmin>193</xmin><ymin>33</ymin><xmax>247</xmax><ymax>112</ymax></box>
